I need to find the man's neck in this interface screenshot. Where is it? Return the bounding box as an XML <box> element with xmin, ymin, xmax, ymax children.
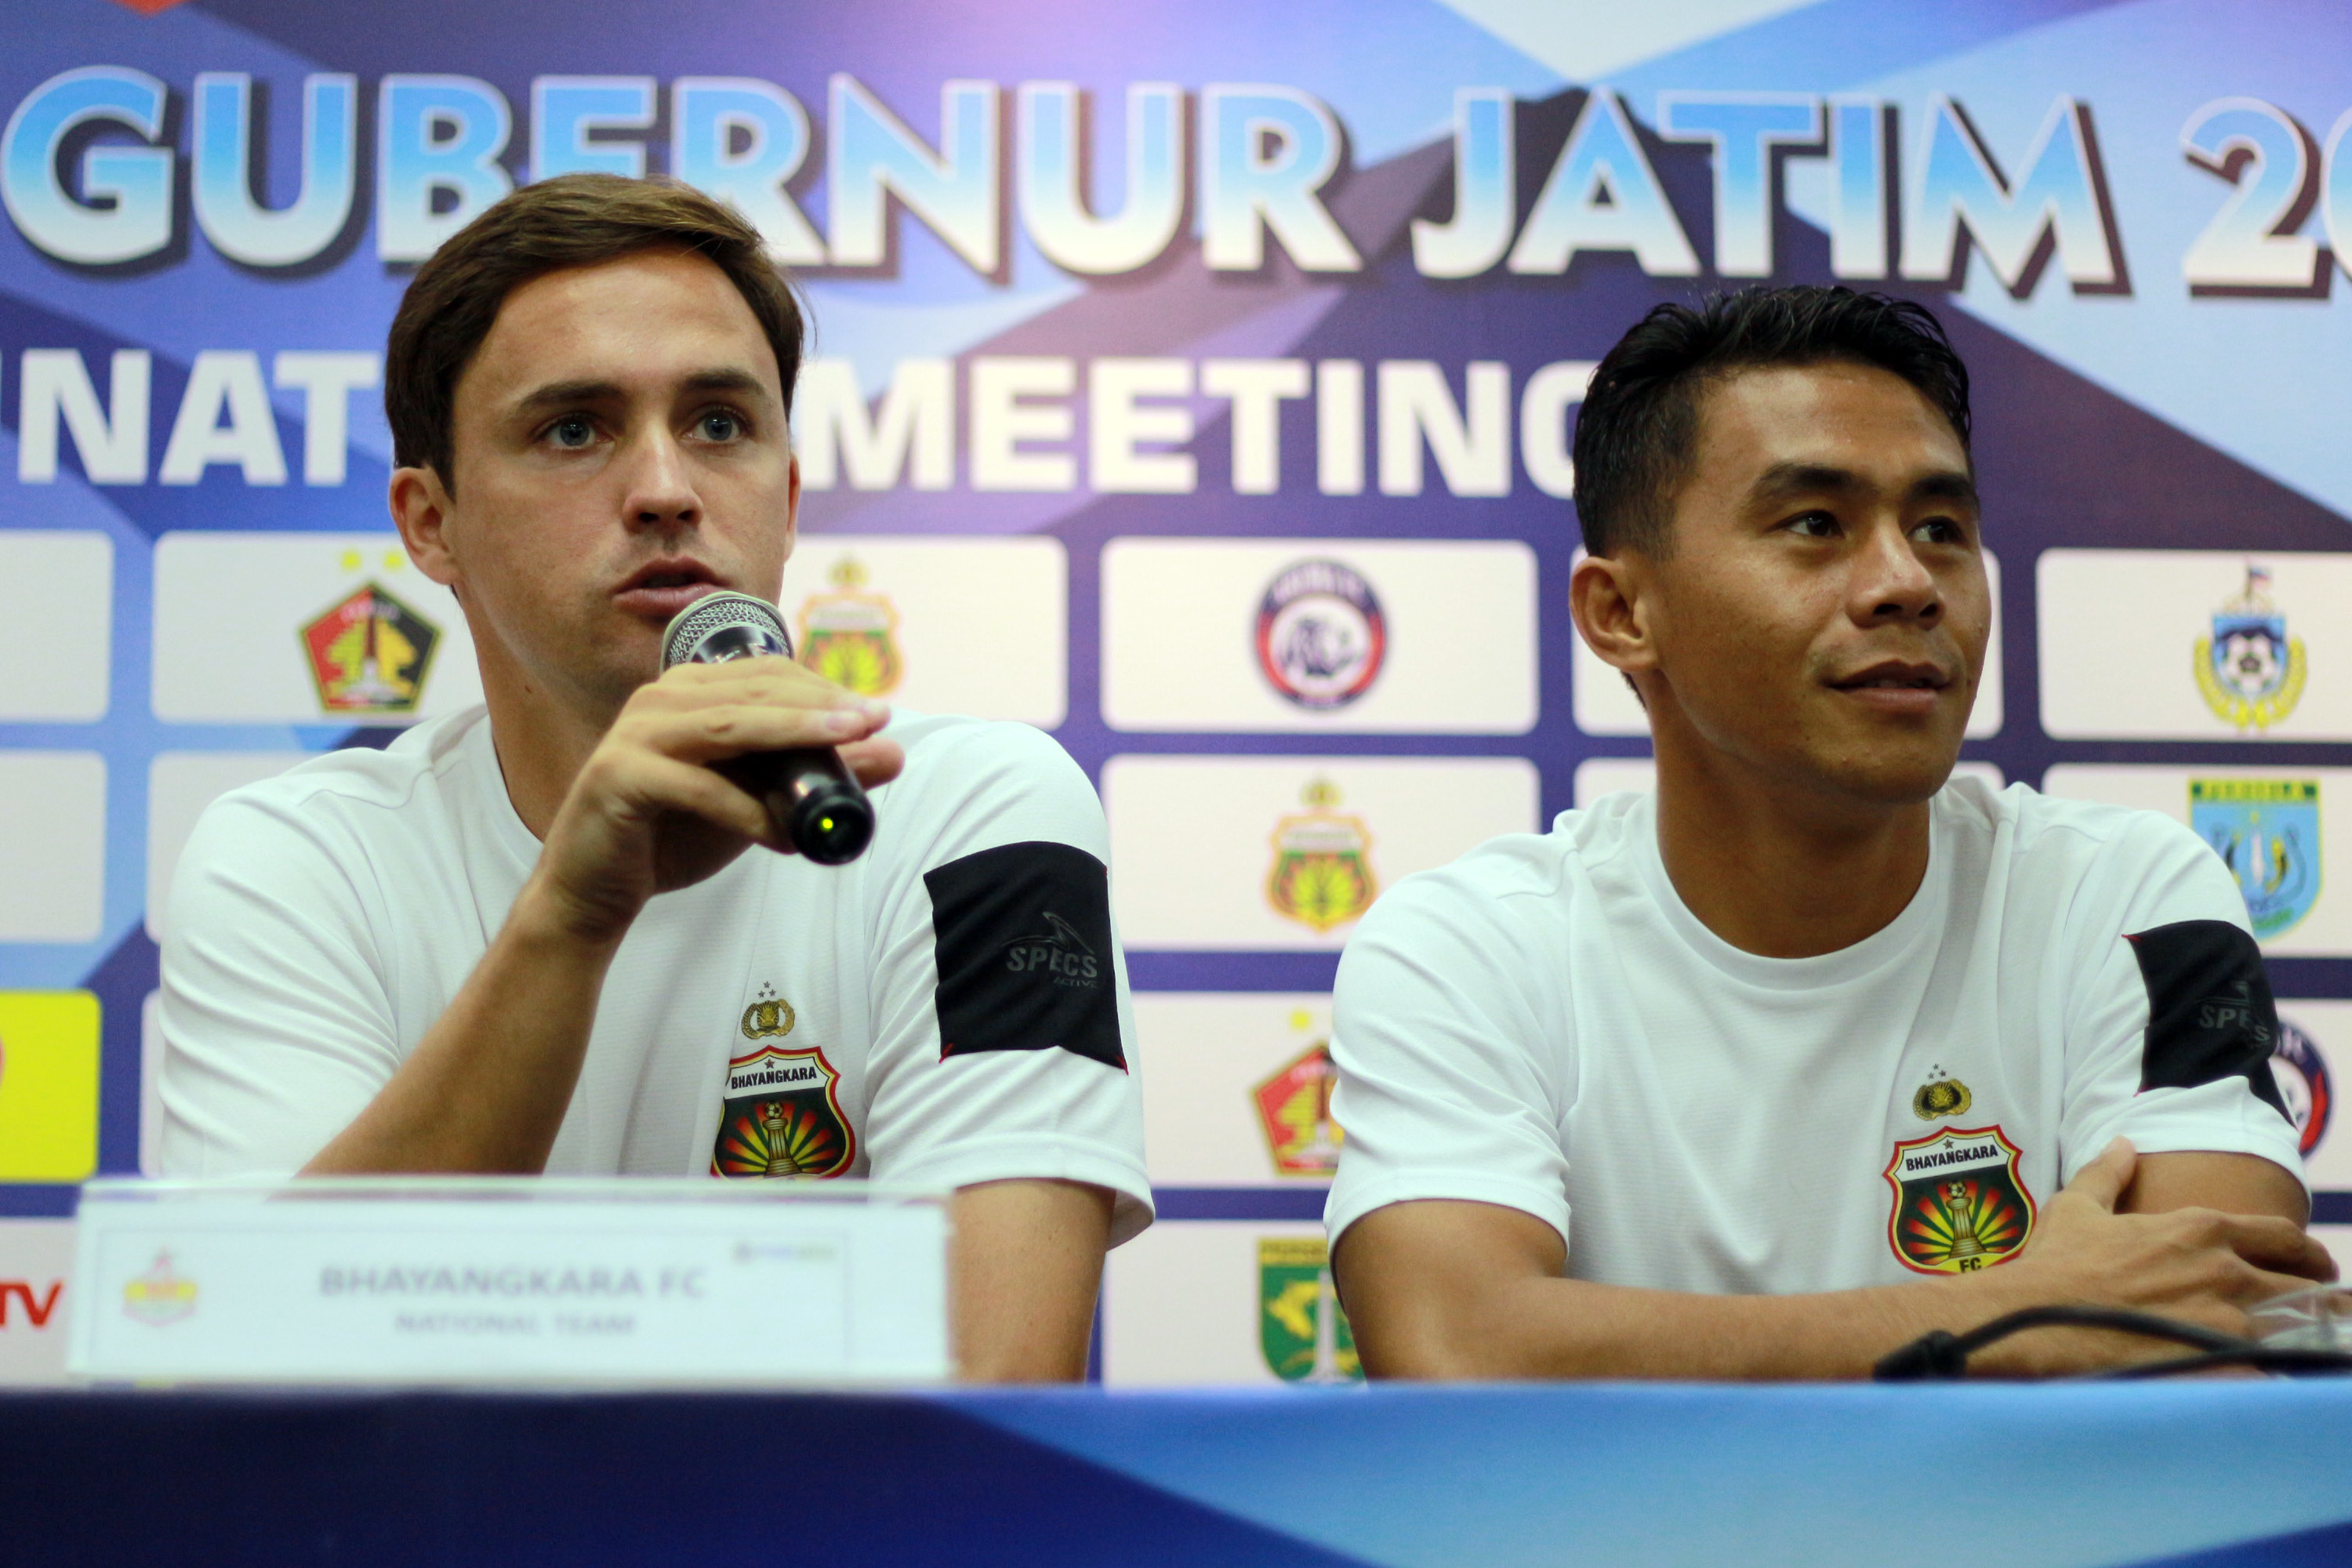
<box><xmin>477</xmin><ymin>652</ymin><xmax>623</xmax><ymax>843</ymax></box>
<box><xmin>1649</xmin><ymin>731</ymin><xmax>1933</xmax><ymax>960</ymax></box>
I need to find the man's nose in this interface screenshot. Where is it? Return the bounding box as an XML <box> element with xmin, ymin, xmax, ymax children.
<box><xmin>1852</xmin><ymin>519</ymin><xmax>1940</xmax><ymax>624</ymax></box>
<box><xmin>618</xmin><ymin>426</ymin><xmax>701</xmax><ymax>533</ymax></box>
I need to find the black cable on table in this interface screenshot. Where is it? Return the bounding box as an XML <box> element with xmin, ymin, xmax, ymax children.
<box><xmin>1873</xmin><ymin>1304</ymin><xmax>2352</xmax><ymax>1381</ymax></box>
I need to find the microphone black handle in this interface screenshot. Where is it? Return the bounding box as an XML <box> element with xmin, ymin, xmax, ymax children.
<box><xmin>715</xmin><ymin>746</ymin><xmax>875</xmax><ymax>866</ymax></box>
<box><xmin>659</xmin><ymin>591</ymin><xmax>874</xmax><ymax>865</ymax></box>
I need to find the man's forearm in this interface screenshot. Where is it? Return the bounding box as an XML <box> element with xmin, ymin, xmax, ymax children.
<box><xmin>302</xmin><ymin>884</ymin><xmax>622</xmax><ymax>1174</ymax></box>
<box><xmin>1343</xmin><ymin>1151</ymin><xmax>2336</xmax><ymax>1381</ymax></box>
<box><xmin>1335</xmin><ymin>1198</ymin><xmax>2100</xmax><ymax>1381</ymax></box>
<box><xmin>1415</xmin><ymin>1269</ymin><xmax>2040</xmax><ymax>1381</ymax></box>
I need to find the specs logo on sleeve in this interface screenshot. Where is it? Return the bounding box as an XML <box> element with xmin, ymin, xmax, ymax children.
<box><xmin>1003</xmin><ymin>911</ymin><xmax>1100</xmax><ymax>989</ymax></box>
<box><xmin>928</xmin><ymin>840</ymin><xmax>1125</xmax><ymax>1069</ymax></box>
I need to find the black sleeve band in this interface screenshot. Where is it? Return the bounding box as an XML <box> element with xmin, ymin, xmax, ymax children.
<box><xmin>2124</xmin><ymin>919</ymin><xmax>2291</xmax><ymax>1122</ymax></box>
<box><xmin>927</xmin><ymin>840</ymin><xmax>1125</xmax><ymax>1070</ymax></box>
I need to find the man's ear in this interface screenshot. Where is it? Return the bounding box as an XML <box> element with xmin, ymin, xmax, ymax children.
<box><xmin>782</xmin><ymin>449</ymin><xmax>800</xmax><ymax>561</ymax></box>
<box><xmin>1569</xmin><ymin>550</ymin><xmax>1660</xmax><ymax>681</ymax></box>
<box><xmin>390</xmin><ymin>465</ymin><xmax>459</xmax><ymax>590</ymax></box>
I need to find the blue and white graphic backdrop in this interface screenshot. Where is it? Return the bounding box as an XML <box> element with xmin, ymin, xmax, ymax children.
<box><xmin>0</xmin><ymin>0</ymin><xmax>2348</xmax><ymax>1387</ymax></box>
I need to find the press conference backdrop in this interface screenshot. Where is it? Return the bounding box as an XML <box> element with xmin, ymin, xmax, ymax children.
<box><xmin>2</xmin><ymin>0</ymin><xmax>2350</xmax><ymax>1388</ymax></box>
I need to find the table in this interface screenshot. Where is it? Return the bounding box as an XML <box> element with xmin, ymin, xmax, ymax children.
<box><xmin>4</xmin><ymin>1381</ymin><xmax>2350</xmax><ymax>1566</ymax></box>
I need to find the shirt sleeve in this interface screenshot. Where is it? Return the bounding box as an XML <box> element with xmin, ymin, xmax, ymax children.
<box><xmin>2057</xmin><ymin>811</ymin><xmax>2307</xmax><ymax>1190</ymax></box>
<box><xmin>156</xmin><ymin>789</ymin><xmax>402</xmax><ymax>1178</ymax></box>
<box><xmin>854</xmin><ymin>720</ymin><xmax>1152</xmax><ymax>1245</ymax></box>
<box><xmin>1323</xmin><ymin>867</ymin><xmax>1570</xmax><ymax>1250</ymax></box>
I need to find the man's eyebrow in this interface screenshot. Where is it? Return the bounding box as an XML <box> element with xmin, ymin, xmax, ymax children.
<box><xmin>514</xmin><ymin>379</ymin><xmax>624</xmax><ymax>412</ymax></box>
<box><xmin>1911</xmin><ymin>470</ymin><xmax>1980</xmax><ymax>508</ymax></box>
<box><xmin>1748</xmin><ymin>461</ymin><xmax>1860</xmax><ymax>503</ymax></box>
<box><xmin>510</xmin><ymin>368</ymin><xmax>775</xmax><ymax>412</ymax></box>
<box><xmin>678</xmin><ymin>367</ymin><xmax>774</xmax><ymax>399</ymax></box>
<box><xmin>1747</xmin><ymin>461</ymin><xmax>1980</xmax><ymax>510</ymax></box>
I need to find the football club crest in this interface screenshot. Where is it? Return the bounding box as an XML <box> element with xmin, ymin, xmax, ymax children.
<box><xmin>2194</xmin><ymin>563</ymin><xmax>2307</xmax><ymax>733</ymax></box>
<box><xmin>1256</xmin><ymin>558</ymin><xmax>1386</xmax><ymax>710</ymax></box>
<box><xmin>1884</xmin><ymin>1125</ymin><xmax>2035</xmax><ymax>1275</ymax></box>
<box><xmin>1267</xmin><ymin>779</ymin><xmax>1378</xmax><ymax>934</ymax></box>
<box><xmin>122</xmin><ymin>1249</ymin><xmax>197</xmax><ymax>1326</ymax></box>
<box><xmin>1254</xmin><ymin>1037</ymin><xmax>1344</xmax><ymax>1176</ymax></box>
<box><xmin>2272</xmin><ymin>1018</ymin><xmax>2333</xmax><ymax>1158</ymax></box>
<box><xmin>2190</xmin><ymin>779</ymin><xmax>2322</xmax><ymax>938</ymax></box>
<box><xmin>1258</xmin><ymin>1237</ymin><xmax>1362</xmax><ymax>1382</ymax></box>
<box><xmin>796</xmin><ymin>557</ymin><xmax>903</xmax><ymax>697</ymax></box>
<box><xmin>300</xmin><ymin>580</ymin><xmax>441</xmax><ymax>715</ymax></box>
<box><xmin>710</xmin><ymin>1027</ymin><xmax>855</xmax><ymax>1179</ymax></box>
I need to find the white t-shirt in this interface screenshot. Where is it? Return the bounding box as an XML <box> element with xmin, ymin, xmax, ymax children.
<box><xmin>160</xmin><ymin>706</ymin><xmax>1152</xmax><ymax>1244</ymax></box>
<box><xmin>1326</xmin><ymin>779</ymin><xmax>2303</xmax><ymax>1291</ymax></box>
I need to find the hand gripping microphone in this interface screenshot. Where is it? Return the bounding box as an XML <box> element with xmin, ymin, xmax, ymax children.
<box><xmin>660</xmin><ymin>591</ymin><xmax>876</xmax><ymax>866</ymax></box>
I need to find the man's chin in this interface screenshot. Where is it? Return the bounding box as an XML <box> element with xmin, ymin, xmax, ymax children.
<box><xmin>573</xmin><ymin>617</ymin><xmax>669</xmax><ymax>706</ymax></box>
<box><xmin>1820</xmin><ymin>750</ymin><xmax>1964</xmax><ymax>807</ymax></box>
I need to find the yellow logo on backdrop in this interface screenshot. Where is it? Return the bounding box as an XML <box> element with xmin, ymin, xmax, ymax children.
<box><xmin>2193</xmin><ymin>563</ymin><xmax>2307</xmax><ymax>733</ymax></box>
<box><xmin>1266</xmin><ymin>779</ymin><xmax>1378</xmax><ymax>934</ymax></box>
<box><xmin>796</xmin><ymin>557</ymin><xmax>904</xmax><ymax>697</ymax></box>
<box><xmin>0</xmin><ymin>992</ymin><xmax>100</xmax><ymax>1182</ymax></box>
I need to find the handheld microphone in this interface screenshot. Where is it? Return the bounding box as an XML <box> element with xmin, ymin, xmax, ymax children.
<box><xmin>660</xmin><ymin>591</ymin><xmax>876</xmax><ymax>866</ymax></box>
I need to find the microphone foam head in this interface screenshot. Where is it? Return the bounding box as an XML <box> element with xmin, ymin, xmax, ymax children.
<box><xmin>662</xmin><ymin>591</ymin><xmax>793</xmax><ymax>670</ymax></box>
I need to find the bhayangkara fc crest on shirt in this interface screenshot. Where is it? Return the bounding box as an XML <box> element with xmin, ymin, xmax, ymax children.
<box><xmin>1258</xmin><ymin>1237</ymin><xmax>1361</xmax><ymax>1382</ymax></box>
<box><xmin>795</xmin><ymin>556</ymin><xmax>903</xmax><ymax>697</ymax></box>
<box><xmin>1255</xmin><ymin>558</ymin><xmax>1386</xmax><ymax>710</ymax></box>
<box><xmin>2273</xmin><ymin>1017</ymin><xmax>2333</xmax><ymax>1159</ymax></box>
<box><xmin>2194</xmin><ymin>563</ymin><xmax>2307</xmax><ymax>733</ymax></box>
<box><xmin>2190</xmin><ymin>778</ymin><xmax>2321</xmax><ymax>938</ymax></box>
<box><xmin>1254</xmin><ymin>1040</ymin><xmax>1344</xmax><ymax>1176</ymax></box>
<box><xmin>1267</xmin><ymin>779</ymin><xmax>1379</xmax><ymax>934</ymax></box>
<box><xmin>710</xmin><ymin>1041</ymin><xmax>855</xmax><ymax>1179</ymax></box>
<box><xmin>1884</xmin><ymin>1124</ymin><xmax>2035</xmax><ymax>1275</ymax></box>
<box><xmin>300</xmin><ymin>581</ymin><xmax>441</xmax><ymax>715</ymax></box>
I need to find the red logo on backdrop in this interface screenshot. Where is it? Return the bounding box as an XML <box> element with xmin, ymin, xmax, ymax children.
<box><xmin>0</xmin><ymin>1279</ymin><xmax>64</xmax><ymax>1329</ymax></box>
<box><xmin>2273</xmin><ymin>1019</ymin><xmax>2333</xmax><ymax>1157</ymax></box>
<box><xmin>111</xmin><ymin>0</ymin><xmax>194</xmax><ymax>13</ymax></box>
<box><xmin>300</xmin><ymin>582</ymin><xmax>441</xmax><ymax>715</ymax></box>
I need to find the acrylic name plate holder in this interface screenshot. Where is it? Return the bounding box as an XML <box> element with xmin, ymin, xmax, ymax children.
<box><xmin>69</xmin><ymin>1178</ymin><xmax>949</xmax><ymax>1387</ymax></box>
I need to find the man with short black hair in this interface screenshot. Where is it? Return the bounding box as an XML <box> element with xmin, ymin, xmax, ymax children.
<box><xmin>159</xmin><ymin>175</ymin><xmax>1149</xmax><ymax>1381</ymax></box>
<box><xmin>1327</xmin><ymin>286</ymin><xmax>2329</xmax><ymax>1378</ymax></box>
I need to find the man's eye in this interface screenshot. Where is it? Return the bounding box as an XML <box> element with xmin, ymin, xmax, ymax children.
<box><xmin>548</xmin><ymin>416</ymin><xmax>594</xmax><ymax>449</ymax></box>
<box><xmin>697</xmin><ymin>410</ymin><xmax>743</xmax><ymax>441</ymax></box>
<box><xmin>1913</xmin><ymin>516</ymin><xmax>1964</xmax><ymax>543</ymax></box>
<box><xmin>1786</xmin><ymin>511</ymin><xmax>1838</xmax><ymax>537</ymax></box>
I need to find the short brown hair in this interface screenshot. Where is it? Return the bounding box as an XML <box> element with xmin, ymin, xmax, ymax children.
<box><xmin>385</xmin><ymin>172</ymin><xmax>805</xmax><ymax>485</ymax></box>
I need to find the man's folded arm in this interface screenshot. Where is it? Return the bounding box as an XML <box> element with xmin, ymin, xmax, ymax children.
<box><xmin>1335</xmin><ymin>1138</ymin><xmax>2335</xmax><ymax>1381</ymax></box>
<box><xmin>1337</xmin><ymin>1197</ymin><xmax>1991</xmax><ymax>1381</ymax></box>
<box><xmin>2057</xmin><ymin>819</ymin><xmax>2312</xmax><ymax>1229</ymax></box>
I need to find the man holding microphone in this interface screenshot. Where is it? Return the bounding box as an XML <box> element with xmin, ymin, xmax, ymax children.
<box><xmin>158</xmin><ymin>175</ymin><xmax>1149</xmax><ymax>1381</ymax></box>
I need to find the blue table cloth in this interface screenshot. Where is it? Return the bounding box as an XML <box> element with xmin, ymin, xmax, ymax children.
<box><xmin>4</xmin><ymin>1381</ymin><xmax>2349</xmax><ymax>1566</ymax></box>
